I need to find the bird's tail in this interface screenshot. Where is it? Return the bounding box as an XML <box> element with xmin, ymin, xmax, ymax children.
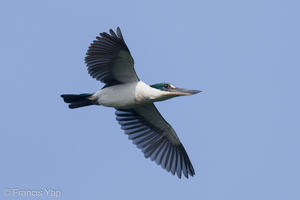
<box><xmin>61</xmin><ymin>93</ymin><xmax>95</xmax><ymax>109</ymax></box>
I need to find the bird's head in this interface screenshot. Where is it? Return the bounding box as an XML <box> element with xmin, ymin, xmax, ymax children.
<box><xmin>150</xmin><ymin>83</ymin><xmax>201</xmax><ymax>99</ymax></box>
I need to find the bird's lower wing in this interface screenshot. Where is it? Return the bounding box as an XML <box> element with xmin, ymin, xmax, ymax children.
<box><xmin>115</xmin><ymin>103</ymin><xmax>195</xmax><ymax>178</ymax></box>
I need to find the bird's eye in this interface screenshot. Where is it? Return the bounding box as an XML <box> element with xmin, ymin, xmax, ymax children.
<box><xmin>163</xmin><ymin>84</ymin><xmax>170</xmax><ymax>89</ymax></box>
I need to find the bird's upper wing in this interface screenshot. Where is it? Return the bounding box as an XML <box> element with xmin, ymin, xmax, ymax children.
<box><xmin>85</xmin><ymin>27</ymin><xmax>139</xmax><ymax>87</ymax></box>
<box><xmin>115</xmin><ymin>103</ymin><xmax>195</xmax><ymax>178</ymax></box>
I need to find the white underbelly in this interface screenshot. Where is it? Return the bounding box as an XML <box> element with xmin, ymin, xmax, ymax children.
<box><xmin>94</xmin><ymin>82</ymin><xmax>138</xmax><ymax>109</ymax></box>
<box><xmin>94</xmin><ymin>81</ymin><xmax>166</xmax><ymax>109</ymax></box>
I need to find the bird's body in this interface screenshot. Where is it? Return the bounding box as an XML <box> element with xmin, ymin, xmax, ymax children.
<box><xmin>93</xmin><ymin>81</ymin><xmax>172</xmax><ymax>109</ymax></box>
<box><xmin>61</xmin><ymin>27</ymin><xmax>200</xmax><ymax>178</ymax></box>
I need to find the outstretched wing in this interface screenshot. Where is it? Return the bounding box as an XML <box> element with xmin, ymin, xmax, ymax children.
<box><xmin>115</xmin><ymin>103</ymin><xmax>195</xmax><ymax>178</ymax></box>
<box><xmin>85</xmin><ymin>27</ymin><xmax>139</xmax><ymax>87</ymax></box>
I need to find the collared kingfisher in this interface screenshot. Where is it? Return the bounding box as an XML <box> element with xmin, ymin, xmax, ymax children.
<box><xmin>61</xmin><ymin>27</ymin><xmax>201</xmax><ymax>178</ymax></box>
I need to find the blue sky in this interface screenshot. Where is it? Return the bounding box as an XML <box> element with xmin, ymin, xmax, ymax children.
<box><xmin>1</xmin><ymin>0</ymin><xmax>299</xmax><ymax>199</ymax></box>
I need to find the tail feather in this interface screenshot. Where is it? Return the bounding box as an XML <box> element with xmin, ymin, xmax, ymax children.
<box><xmin>61</xmin><ymin>93</ymin><xmax>95</xmax><ymax>109</ymax></box>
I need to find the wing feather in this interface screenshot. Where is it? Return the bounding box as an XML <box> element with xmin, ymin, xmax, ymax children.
<box><xmin>115</xmin><ymin>103</ymin><xmax>195</xmax><ymax>178</ymax></box>
<box><xmin>85</xmin><ymin>27</ymin><xmax>139</xmax><ymax>87</ymax></box>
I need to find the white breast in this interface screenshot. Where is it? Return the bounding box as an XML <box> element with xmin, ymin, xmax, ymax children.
<box><xmin>94</xmin><ymin>81</ymin><xmax>168</xmax><ymax>109</ymax></box>
<box><xmin>135</xmin><ymin>81</ymin><xmax>169</xmax><ymax>102</ymax></box>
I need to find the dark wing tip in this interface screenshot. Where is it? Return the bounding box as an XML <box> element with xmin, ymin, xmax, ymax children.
<box><xmin>177</xmin><ymin>144</ymin><xmax>195</xmax><ymax>178</ymax></box>
<box><xmin>84</xmin><ymin>27</ymin><xmax>132</xmax><ymax>84</ymax></box>
<box><xmin>85</xmin><ymin>27</ymin><xmax>129</xmax><ymax>63</ymax></box>
<box><xmin>116</xmin><ymin>27</ymin><xmax>124</xmax><ymax>40</ymax></box>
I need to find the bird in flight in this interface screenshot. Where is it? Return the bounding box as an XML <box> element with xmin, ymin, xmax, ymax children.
<box><xmin>61</xmin><ymin>27</ymin><xmax>201</xmax><ymax>178</ymax></box>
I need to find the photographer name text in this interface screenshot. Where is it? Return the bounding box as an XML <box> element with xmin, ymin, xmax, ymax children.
<box><xmin>3</xmin><ymin>188</ymin><xmax>61</xmax><ymax>197</ymax></box>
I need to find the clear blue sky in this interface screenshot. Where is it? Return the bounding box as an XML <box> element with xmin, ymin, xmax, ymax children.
<box><xmin>1</xmin><ymin>0</ymin><xmax>299</xmax><ymax>199</ymax></box>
